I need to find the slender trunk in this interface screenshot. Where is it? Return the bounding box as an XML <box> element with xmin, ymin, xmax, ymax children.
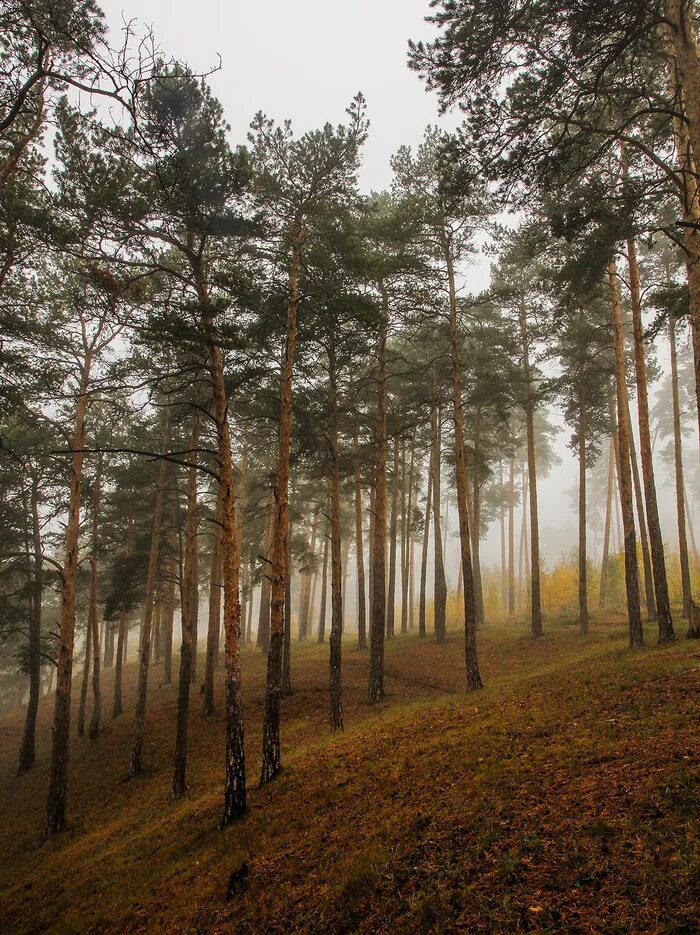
<box><xmin>499</xmin><ymin>461</ymin><xmax>507</xmax><ymax>613</ymax></box>
<box><xmin>202</xmin><ymin>490</ymin><xmax>223</xmax><ymax>716</ymax></box>
<box><xmin>670</xmin><ymin>314</ymin><xmax>693</xmax><ymax>615</ymax></box>
<box><xmin>471</xmin><ymin>412</ymin><xmax>485</xmax><ymax>625</ymax></box>
<box><xmin>318</xmin><ymin>526</ymin><xmax>329</xmax><ymax>643</ymax></box>
<box><xmin>431</xmin><ymin>401</ymin><xmax>447</xmax><ymax>643</ymax></box>
<box><xmin>368</xmin><ymin>485</ymin><xmax>375</xmax><ymax>625</ymax></box>
<box><xmin>518</xmin><ymin>299</ymin><xmax>542</xmax><ymax>637</ymax></box>
<box><xmin>418</xmin><ymin>466</ymin><xmax>432</xmax><ymax>638</ymax></box>
<box><xmin>282</xmin><ymin>484</ymin><xmax>293</xmax><ymax>696</ymax></box>
<box><xmin>626</xmin><ymin>401</ymin><xmax>656</xmax><ymax>621</ymax></box>
<box><xmin>578</xmin><ymin>392</ymin><xmax>588</xmax><ymax>635</ymax></box>
<box><xmin>18</xmin><ymin>476</ymin><xmax>43</xmax><ymax>774</ymax></box>
<box><xmin>401</xmin><ymin>441</ymin><xmax>414</xmax><ymax>634</ymax></box>
<box><xmin>607</xmin><ymin>259</ymin><xmax>644</xmax><ymax>646</ymax></box>
<box><xmin>196</xmin><ymin>284</ymin><xmax>246</xmax><ymax>825</ymax></box>
<box><xmin>256</xmin><ymin>496</ymin><xmax>273</xmax><ymax>652</ymax></box>
<box><xmin>189</xmin><ymin>516</ymin><xmax>200</xmax><ymax>685</ymax></box>
<box><xmin>386</xmin><ymin>435</ymin><xmax>399</xmax><ymax>639</ymax></box>
<box><xmin>598</xmin><ymin>438</ymin><xmax>614</xmax><ymax>611</ymax></box>
<box><xmin>328</xmin><ymin>332</ymin><xmax>344</xmax><ymax>731</ymax></box>
<box><xmin>626</xmin><ymin>234</ymin><xmax>675</xmax><ymax>642</ymax></box>
<box><xmin>88</xmin><ymin>454</ymin><xmax>103</xmax><ymax>740</ymax></box>
<box><xmin>172</xmin><ymin>419</ymin><xmax>199</xmax><ymax>797</ymax></box>
<box><xmin>508</xmin><ymin>456</ymin><xmax>515</xmax><ymax>616</ymax></box>
<box><xmin>353</xmin><ymin>433</ymin><xmax>367</xmax><ymax>649</ymax></box>
<box><xmin>684</xmin><ymin>479</ymin><xmax>699</xmax><ymax>563</ymax></box>
<box><xmin>445</xmin><ymin>241</ymin><xmax>481</xmax><ymax>688</ymax></box>
<box><xmin>409</xmin><ymin>533</ymin><xmax>415</xmax><ymax>631</ymax></box>
<box><xmin>261</xmin><ymin>232</ymin><xmax>302</xmax><ymax>784</ymax></box>
<box><xmin>77</xmin><ymin>617</ymin><xmax>91</xmax><ymax>738</ymax></box>
<box><xmin>114</xmin><ymin>500</ymin><xmax>134</xmax><ymax>715</ymax></box>
<box><xmin>245</xmin><ymin>561</ymin><xmax>254</xmax><ymax>645</ymax></box>
<box><xmin>368</xmin><ymin>280</ymin><xmax>388</xmax><ymax>703</ymax></box>
<box><xmin>127</xmin><ymin>412</ymin><xmax>172</xmax><ymax>778</ymax></box>
<box><xmin>44</xmin><ymin>356</ymin><xmax>91</xmax><ymax>838</ymax></box>
<box><xmin>162</xmin><ymin>544</ymin><xmax>176</xmax><ymax>685</ymax></box>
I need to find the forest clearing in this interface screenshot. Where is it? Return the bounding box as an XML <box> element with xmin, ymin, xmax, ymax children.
<box><xmin>2</xmin><ymin>615</ymin><xmax>699</xmax><ymax>934</ymax></box>
<box><xmin>3</xmin><ymin>1</ymin><xmax>700</xmax><ymax>932</ymax></box>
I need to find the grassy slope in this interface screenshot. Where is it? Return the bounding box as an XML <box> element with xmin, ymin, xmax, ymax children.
<box><xmin>1</xmin><ymin>616</ymin><xmax>699</xmax><ymax>934</ymax></box>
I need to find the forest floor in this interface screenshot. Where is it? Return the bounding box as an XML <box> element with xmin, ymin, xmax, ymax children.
<box><xmin>1</xmin><ymin>613</ymin><xmax>699</xmax><ymax>934</ymax></box>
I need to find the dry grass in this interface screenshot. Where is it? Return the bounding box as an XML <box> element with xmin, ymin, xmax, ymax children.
<box><xmin>1</xmin><ymin>612</ymin><xmax>699</xmax><ymax>933</ymax></box>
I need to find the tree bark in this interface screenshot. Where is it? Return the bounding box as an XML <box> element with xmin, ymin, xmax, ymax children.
<box><xmin>607</xmin><ymin>259</ymin><xmax>644</xmax><ymax>646</ymax></box>
<box><xmin>256</xmin><ymin>495</ymin><xmax>273</xmax><ymax>653</ymax></box>
<box><xmin>127</xmin><ymin>412</ymin><xmax>172</xmax><ymax>778</ymax></box>
<box><xmin>19</xmin><ymin>475</ymin><xmax>43</xmax><ymax>774</ymax></box>
<box><xmin>77</xmin><ymin>615</ymin><xmax>91</xmax><ymax>739</ymax></box>
<box><xmin>113</xmin><ymin>499</ymin><xmax>134</xmax><ymax>716</ymax></box>
<box><xmin>386</xmin><ymin>435</ymin><xmax>400</xmax><ymax>639</ymax></box>
<box><xmin>626</xmin><ymin>235</ymin><xmax>675</xmax><ymax>642</ymax></box>
<box><xmin>44</xmin><ymin>354</ymin><xmax>91</xmax><ymax>838</ymax></box>
<box><xmin>353</xmin><ymin>433</ymin><xmax>367</xmax><ymax>648</ymax></box>
<box><xmin>261</xmin><ymin>231</ymin><xmax>302</xmax><ymax>784</ymax></box>
<box><xmin>626</xmin><ymin>400</ymin><xmax>656</xmax><ymax>621</ymax></box>
<box><xmin>162</xmin><ymin>543</ymin><xmax>176</xmax><ymax>685</ymax></box>
<box><xmin>431</xmin><ymin>400</ymin><xmax>447</xmax><ymax>643</ymax></box>
<box><xmin>328</xmin><ymin>331</ymin><xmax>344</xmax><ymax>731</ymax></box>
<box><xmin>418</xmin><ymin>465</ymin><xmax>432</xmax><ymax>638</ymax></box>
<box><xmin>202</xmin><ymin>488</ymin><xmax>223</xmax><ymax>717</ymax></box>
<box><xmin>445</xmin><ymin>242</ymin><xmax>481</xmax><ymax>687</ymax></box>
<box><xmin>88</xmin><ymin>453</ymin><xmax>103</xmax><ymax>740</ymax></box>
<box><xmin>282</xmin><ymin>484</ymin><xmax>293</xmax><ymax>696</ymax></box>
<box><xmin>578</xmin><ymin>390</ymin><xmax>588</xmax><ymax>635</ymax></box>
<box><xmin>669</xmin><ymin>311</ymin><xmax>693</xmax><ymax>616</ymax></box>
<box><xmin>598</xmin><ymin>437</ymin><xmax>614</xmax><ymax>611</ymax></box>
<box><xmin>518</xmin><ymin>299</ymin><xmax>542</xmax><ymax>638</ymax></box>
<box><xmin>508</xmin><ymin>456</ymin><xmax>515</xmax><ymax>617</ymax></box>
<box><xmin>318</xmin><ymin>524</ymin><xmax>329</xmax><ymax>643</ymax></box>
<box><xmin>401</xmin><ymin>440</ymin><xmax>413</xmax><ymax>634</ymax></box>
<box><xmin>172</xmin><ymin>418</ymin><xmax>199</xmax><ymax>798</ymax></box>
<box><xmin>368</xmin><ymin>280</ymin><xmax>388</xmax><ymax>703</ymax></box>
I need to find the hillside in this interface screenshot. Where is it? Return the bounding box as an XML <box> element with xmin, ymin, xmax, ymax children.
<box><xmin>1</xmin><ymin>618</ymin><xmax>699</xmax><ymax>934</ymax></box>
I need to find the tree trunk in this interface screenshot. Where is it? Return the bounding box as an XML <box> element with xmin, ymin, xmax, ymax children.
<box><xmin>471</xmin><ymin>412</ymin><xmax>485</xmax><ymax>625</ymax></box>
<box><xmin>508</xmin><ymin>456</ymin><xmax>515</xmax><ymax>617</ymax></box>
<box><xmin>127</xmin><ymin>412</ymin><xmax>172</xmax><ymax>778</ymax></box>
<box><xmin>256</xmin><ymin>494</ymin><xmax>274</xmax><ymax>653</ymax></box>
<box><xmin>162</xmin><ymin>544</ymin><xmax>176</xmax><ymax>685</ymax></box>
<box><xmin>669</xmin><ymin>311</ymin><xmax>693</xmax><ymax>616</ymax></box>
<box><xmin>578</xmin><ymin>390</ymin><xmax>588</xmax><ymax>636</ymax></box>
<box><xmin>44</xmin><ymin>355</ymin><xmax>91</xmax><ymax>839</ymax></box>
<box><xmin>500</xmin><ymin>461</ymin><xmax>507</xmax><ymax>613</ymax></box>
<box><xmin>431</xmin><ymin>401</ymin><xmax>447</xmax><ymax>642</ymax></box>
<box><xmin>114</xmin><ymin>500</ymin><xmax>134</xmax><ymax>716</ymax></box>
<box><xmin>197</xmin><ymin>287</ymin><xmax>246</xmax><ymax>826</ymax></box>
<box><xmin>318</xmin><ymin>525</ymin><xmax>329</xmax><ymax>643</ymax></box>
<box><xmin>172</xmin><ymin>419</ymin><xmax>199</xmax><ymax>798</ymax></box>
<box><xmin>368</xmin><ymin>280</ymin><xmax>388</xmax><ymax>703</ymax></box>
<box><xmin>18</xmin><ymin>475</ymin><xmax>43</xmax><ymax>774</ymax></box>
<box><xmin>626</xmin><ymin>400</ymin><xmax>656</xmax><ymax>621</ymax></box>
<box><xmin>202</xmin><ymin>489</ymin><xmax>223</xmax><ymax>717</ymax></box>
<box><xmin>386</xmin><ymin>435</ymin><xmax>400</xmax><ymax>639</ymax></box>
<box><xmin>88</xmin><ymin>453</ymin><xmax>103</xmax><ymax>740</ymax></box>
<box><xmin>77</xmin><ymin>615</ymin><xmax>91</xmax><ymax>739</ymax></box>
<box><xmin>518</xmin><ymin>299</ymin><xmax>542</xmax><ymax>638</ymax></box>
<box><xmin>328</xmin><ymin>331</ymin><xmax>344</xmax><ymax>731</ymax></box>
<box><xmin>626</xmin><ymin>235</ymin><xmax>675</xmax><ymax>642</ymax></box>
<box><xmin>607</xmin><ymin>258</ymin><xmax>644</xmax><ymax>647</ymax></box>
<box><xmin>353</xmin><ymin>433</ymin><xmax>367</xmax><ymax>648</ymax></box>
<box><xmin>418</xmin><ymin>465</ymin><xmax>432</xmax><ymax>638</ymax></box>
<box><xmin>261</xmin><ymin>232</ymin><xmax>302</xmax><ymax>785</ymax></box>
<box><xmin>401</xmin><ymin>441</ymin><xmax>413</xmax><ymax>634</ymax></box>
<box><xmin>282</xmin><ymin>484</ymin><xmax>293</xmax><ymax>696</ymax></box>
<box><xmin>445</xmin><ymin>242</ymin><xmax>481</xmax><ymax>688</ymax></box>
<box><xmin>598</xmin><ymin>437</ymin><xmax>614</xmax><ymax>611</ymax></box>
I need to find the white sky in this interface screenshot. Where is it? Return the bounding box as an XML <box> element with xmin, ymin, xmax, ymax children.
<box><xmin>100</xmin><ymin>0</ymin><xmax>697</xmax><ymax>577</ymax></box>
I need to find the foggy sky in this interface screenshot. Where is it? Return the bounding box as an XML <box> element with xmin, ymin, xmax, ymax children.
<box><xmin>100</xmin><ymin>0</ymin><xmax>698</xmax><ymax>572</ymax></box>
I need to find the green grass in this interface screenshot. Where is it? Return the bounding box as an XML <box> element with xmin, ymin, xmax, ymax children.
<box><xmin>1</xmin><ymin>613</ymin><xmax>699</xmax><ymax>933</ymax></box>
